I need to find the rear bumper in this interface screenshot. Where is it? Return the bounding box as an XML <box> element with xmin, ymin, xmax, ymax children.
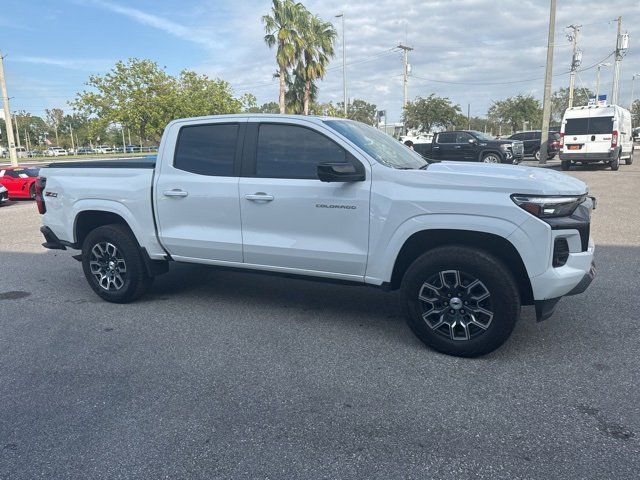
<box><xmin>560</xmin><ymin>150</ymin><xmax>616</xmax><ymax>162</ymax></box>
<box><xmin>40</xmin><ymin>226</ymin><xmax>70</xmax><ymax>250</ymax></box>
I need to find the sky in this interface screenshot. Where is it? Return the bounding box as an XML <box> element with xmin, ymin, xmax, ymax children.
<box><xmin>0</xmin><ymin>0</ymin><xmax>639</xmax><ymax>122</ymax></box>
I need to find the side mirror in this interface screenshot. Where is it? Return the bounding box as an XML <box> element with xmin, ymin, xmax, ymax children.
<box><xmin>317</xmin><ymin>162</ymin><xmax>365</xmax><ymax>182</ymax></box>
<box><xmin>468</xmin><ymin>138</ymin><xmax>477</xmax><ymax>144</ymax></box>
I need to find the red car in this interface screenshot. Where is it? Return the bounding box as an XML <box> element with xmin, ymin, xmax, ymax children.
<box><xmin>0</xmin><ymin>166</ymin><xmax>40</xmax><ymax>199</ymax></box>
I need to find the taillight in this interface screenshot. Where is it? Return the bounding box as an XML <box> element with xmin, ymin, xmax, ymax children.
<box><xmin>611</xmin><ymin>130</ymin><xmax>618</xmax><ymax>148</ymax></box>
<box><xmin>559</xmin><ymin>133</ymin><xmax>565</xmax><ymax>147</ymax></box>
<box><xmin>35</xmin><ymin>176</ymin><xmax>46</xmax><ymax>214</ymax></box>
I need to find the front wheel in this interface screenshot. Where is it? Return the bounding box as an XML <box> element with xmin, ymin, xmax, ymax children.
<box><xmin>29</xmin><ymin>183</ymin><xmax>36</xmax><ymax>199</ymax></box>
<box><xmin>482</xmin><ymin>153</ymin><xmax>501</xmax><ymax>163</ymax></box>
<box><xmin>401</xmin><ymin>246</ymin><xmax>520</xmax><ymax>357</ymax></box>
<box><xmin>561</xmin><ymin>160</ymin><xmax>571</xmax><ymax>170</ymax></box>
<box><xmin>82</xmin><ymin>224</ymin><xmax>153</xmax><ymax>303</ymax></box>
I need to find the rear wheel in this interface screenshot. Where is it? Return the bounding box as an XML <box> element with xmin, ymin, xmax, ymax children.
<box><xmin>82</xmin><ymin>224</ymin><xmax>153</xmax><ymax>303</ymax></box>
<box><xmin>29</xmin><ymin>183</ymin><xmax>36</xmax><ymax>199</ymax></box>
<box><xmin>611</xmin><ymin>154</ymin><xmax>620</xmax><ymax>171</ymax></box>
<box><xmin>561</xmin><ymin>160</ymin><xmax>571</xmax><ymax>170</ymax></box>
<box><xmin>626</xmin><ymin>147</ymin><xmax>634</xmax><ymax>165</ymax></box>
<box><xmin>533</xmin><ymin>148</ymin><xmax>540</xmax><ymax>161</ymax></box>
<box><xmin>401</xmin><ymin>246</ymin><xmax>520</xmax><ymax>357</ymax></box>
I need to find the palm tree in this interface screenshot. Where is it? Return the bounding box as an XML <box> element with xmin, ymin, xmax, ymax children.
<box><xmin>262</xmin><ymin>0</ymin><xmax>306</xmax><ymax>114</ymax></box>
<box><xmin>298</xmin><ymin>15</ymin><xmax>337</xmax><ymax>115</ymax></box>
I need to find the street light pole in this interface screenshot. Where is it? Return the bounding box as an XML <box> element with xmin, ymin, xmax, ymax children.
<box><xmin>335</xmin><ymin>13</ymin><xmax>347</xmax><ymax>117</ymax></box>
<box><xmin>595</xmin><ymin>63</ymin><xmax>611</xmax><ymax>101</ymax></box>
<box><xmin>540</xmin><ymin>0</ymin><xmax>556</xmax><ymax>165</ymax></box>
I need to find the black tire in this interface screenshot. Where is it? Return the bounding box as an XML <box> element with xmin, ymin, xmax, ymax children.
<box><xmin>533</xmin><ymin>148</ymin><xmax>540</xmax><ymax>162</ymax></box>
<box><xmin>625</xmin><ymin>148</ymin><xmax>634</xmax><ymax>165</ymax></box>
<box><xmin>29</xmin><ymin>183</ymin><xmax>36</xmax><ymax>200</ymax></box>
<box><xmin>611</xmin><ymin>154</ymin><xmax>620</xmax><ymax>171</ymax></box>
<box><xmin>481</xmin><ymin>152</ymin><xmax>501</xmax><ymax>164</ymax></box>
<box><xmin>561</xmin><ymin>160</ymin><xmax>571</xmax><ymax>170</ymax></box>
<box><xmin>401</xmin><ymin>246</ymin><xmax>520</xmax><ymax>357</ymax></box>
<box><xmin>82</xmin><ymin>224</ymin><xmax>153</xmax><ymax>303</ymax></box>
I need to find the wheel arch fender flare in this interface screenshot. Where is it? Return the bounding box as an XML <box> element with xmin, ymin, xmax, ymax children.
<box><xmin>367</xmin><ymin>214</ymin><xmax>535</xmax><ymax>304</ymax></box>
<box><xmin>70</xmin><ymin>200</ymin><xmax>145</xmax><ymax>249</ymax></box>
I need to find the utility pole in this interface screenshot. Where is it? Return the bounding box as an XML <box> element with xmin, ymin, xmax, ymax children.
<box><xmin>540</xmin><ymin>0</ymin><xmax>556</xmax><ymax>165</ymax></box>
<box><xmin>14</xmin><ymin>113</ymin><xmax>20</xmax><ymax>148</ymax></box>
<box><xmin>398</xmin><ymin>43</ymin><xmax>413</xmax><ymax>132</ymax></box>
<box><xmin>335</xmin><ymin>13</ymin><xmax>347</xmax><ymax>117</ymax></box>
<box><xmin>121</xmin><ymin>125</ymin><xmax>126</xmax><ymax>154</ymax></box>
<box><xmin>25</xmin><ymin>129</ymin><xmax>30</xmax><ymax>152</ymax></box>
<box><xmin>567</xmin><ymin>24</ymin><xmax>582</xmax><ymax>108</ymax></box>
<box><xmin>0</xmin><ymin>51</ymin><xmax>18</xmax><ymax>166</ymax></box>
<box><xmin>467</xmin><ymin>103</ymin><xmax>471</xmax><ymax>130</ymax></box>
<box><xmin>612</xmin><ymin>16</ymin><xmax>628</xmax><ymax>105</ymax></box>
<box><xmin>69</xmin><ymin>123</ymin><xmax>75</xmax><ymax>153</ymax></box>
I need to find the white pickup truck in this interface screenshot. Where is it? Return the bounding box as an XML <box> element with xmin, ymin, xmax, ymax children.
<box><xmin>37</xmin><ymin>115</ymin><xmax>596</xmax><ymax>357</ymax></box>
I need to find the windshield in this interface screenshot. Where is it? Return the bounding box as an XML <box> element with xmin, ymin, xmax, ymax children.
<box><xmin>324</xmin><ymin>120</ymin><xmax>427</xmax><ymax>170</ymax></box>
<box><xmin>469</xmin><ymin>131</ymin><xmax>495</xmax><ymax>141</ymax></box>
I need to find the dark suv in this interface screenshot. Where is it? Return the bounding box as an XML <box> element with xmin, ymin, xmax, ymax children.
<box><xmin>508</xmin><ymin>130</ymin><xmax>560</xmax><ymax>161</ymax></box>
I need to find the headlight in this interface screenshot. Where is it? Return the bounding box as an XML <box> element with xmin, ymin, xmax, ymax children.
<box><xmin>511</xmin><ymin>194</ymin><xmax>586</xmax><ymax>218</ymax></box>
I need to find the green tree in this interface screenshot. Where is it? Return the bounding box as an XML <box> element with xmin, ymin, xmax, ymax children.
<box><xmin>72</xmin><ymin>58</ymin><xmax>175</xmax><ymax>142</ymax></box>
<box><xmin>171</xmin><ymin>70</ymin><xmax>244</xmax><ymax>119</ymax></box>
<box><xmin>630</xmin><ymin>100</ymin><xmax>639</xmax><ymax>127</ymax></box>
<box><xmin>297</xmin><ymin>14</ymin><xmax>336</xmax><ymax>115</ymax></box>
<box><xmin>403</xmin><ymin>94</ymin><xmax>462</xmax><ymax>133</ymax></box>
<box><xmin>262</xmin><ymin>0</ymin><xmax>306</xmax><ymax>114</ymax></box>
<box><xmin>11</xmin><ymin>112</ymin><xmax>48</xmax><ymax>147</ymax></box>
<box><xmin>488</xmin><ymin>94</ymin><xmax>542</xmax><ymax>132</ymax></box>
<box><xmin>551</xmin><ymin>87</ymin><xmax>594</xmax><ymax>123</ymax></box>
<box><xmin>336</xmin><ymin>99</ymin><xmax>377</xmax><ymax>125</ymax></box>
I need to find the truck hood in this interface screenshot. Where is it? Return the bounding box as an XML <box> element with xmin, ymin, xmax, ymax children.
<box><xmin>421</xmin><ymin>161</ymin><xmax>587</xmax><ymax>196</ymax></box>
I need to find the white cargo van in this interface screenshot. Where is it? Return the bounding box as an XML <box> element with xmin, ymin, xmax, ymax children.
<box><xmin>559</xmin><ymin>104</ymin><xmax>634</xmax><ymax>171</ymax></box>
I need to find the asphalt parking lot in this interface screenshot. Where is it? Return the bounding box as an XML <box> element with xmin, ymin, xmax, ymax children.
<box><xmin>1</xmin><ymin>156</ymin><xmax>639</xmax><ymax>479</ymax></box>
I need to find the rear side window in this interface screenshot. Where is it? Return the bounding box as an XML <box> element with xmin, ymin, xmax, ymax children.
<box><xmin>437</xmin><ymin>132</ymin><xmax>456</xmax><ymax>144</ymax></box>
<box><xmin>174</xmin><ymin>123</ymin><xmax>238</xmax><ymax>176</ymax></box>
<box><xmin>256</xmin><ymin>124</ymin><xmax>346</xmax><ymax>179</ymax></box>
<box><xmin>565</xmin><ymin>116</ymin><xmax>613</xmax><ymax>135</ymax></box>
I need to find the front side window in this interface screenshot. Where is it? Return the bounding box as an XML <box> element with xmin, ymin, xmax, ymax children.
<box><xmin>174</xmin><ymin>123</ymin><xmax>238</xmax><ymax>176</ymax></box>
<box><xmin>256</xmin><ymin>124</ymin><xmax>346</xmax><ymax>179</ymax></box>
<box><xmin>456</xmin><ymin>132</ymin><xmax>473</xmax><ymax>143</ymax></box>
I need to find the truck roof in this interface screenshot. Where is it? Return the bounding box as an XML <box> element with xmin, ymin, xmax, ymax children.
<box><xmin>165</xmin><ymin>113</ymin><xmax>349</xmax><ymax>128</ymax></box>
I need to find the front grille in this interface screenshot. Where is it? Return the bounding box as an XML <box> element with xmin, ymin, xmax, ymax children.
<box><xmin>553</xmin><ymin>238</ymin><xmax>570</xmax><ymax>267</ymax></box>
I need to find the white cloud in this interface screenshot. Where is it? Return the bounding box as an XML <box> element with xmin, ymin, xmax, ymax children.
<box><xmin>12</xmin><ymin>56</ymin><xmax>114</xmax><ymax>71</ymax></box>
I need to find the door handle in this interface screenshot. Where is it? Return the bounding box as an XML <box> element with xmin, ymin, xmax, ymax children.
<box><xmin>244</xmin><ymin>193</ymin><xmax>274</xmax><ymax>202</ymax></box>
<box><xmin>163</xmin><ymin>189</ymin><xmax>188</xmax><ymax>198</ymax></box>
<box><xmin>454</xmin><ymin>145</ymin><xmax>462</xmax><ymax>149</ymax></box>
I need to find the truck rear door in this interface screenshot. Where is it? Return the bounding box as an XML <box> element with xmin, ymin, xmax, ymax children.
<box><xmin>154</xmin><ymin>119</ymin><xmax>246</xmax><ymax>262</ymax></box>
<box><xmin>584</xmin><ymin>115</ymin><xmax>614</xmax><ymax>155</ymax></box>
<box><xmin>432</xmin><ymin>132</ymin><xmax>457</xmax><ymax>160</ymax></box>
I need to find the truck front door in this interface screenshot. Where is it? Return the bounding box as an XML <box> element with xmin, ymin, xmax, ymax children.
<box><xmin>154</xmin><ymin>119</ymin><xmax>245</xmax><ymax>263</ymax></box>
<box><xmin>238</xmin><ymin>121</ymin><xmax>371</xmax><ymax>279</ymax></box>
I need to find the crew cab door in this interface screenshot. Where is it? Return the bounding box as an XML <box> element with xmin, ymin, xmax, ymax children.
<box><xmin>154</xmin><ymin>119</ymin><xmax>246</xmax><ymax>262</ymax></box>
<box><xmin>455</xmin><ymin>132</ymin><xmax>477</xmax><ymax>161</ymax></box>
<box><xmin>238</xmin><ymin>121</ymin><xmax>371</xmax><ymax>279</ymax></box>
<box><xmin>431</xmin><ymin>132</ymin><xmax>458</xmax><ymax>160</ymax></box>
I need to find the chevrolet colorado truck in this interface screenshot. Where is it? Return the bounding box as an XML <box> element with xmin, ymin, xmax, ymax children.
<box><xmin>413</xmin><ymin>130</ymin><xmax>524</xmax><ymax>164</ymax></box>
<box><xmin>37</xmin><ymin>115</ymin><xmax>595</xmax><ymax>357</ymax></box>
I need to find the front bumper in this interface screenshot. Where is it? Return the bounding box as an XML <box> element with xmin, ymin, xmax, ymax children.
<box><xmin>535</xmin><ymin>261</ymin><xmax>596</xmax><ymax>321</ymax></box>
